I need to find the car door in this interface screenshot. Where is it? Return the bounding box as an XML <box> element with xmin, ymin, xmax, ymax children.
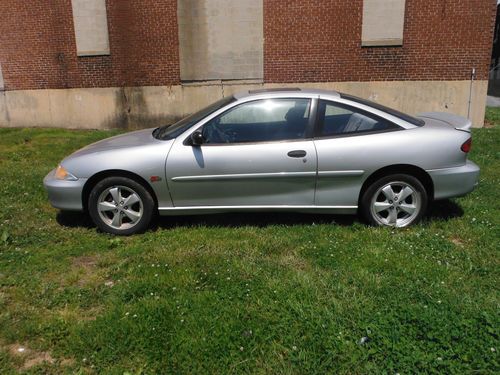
<box><xmin>165</xmin><ymin>97</ymin><xmax>318</xmax><ymax>207</ymax></box>
<box><xmin>313</xmin><ymin>99</ymin><xmax>403</xmax><ymax>207</ymax></box>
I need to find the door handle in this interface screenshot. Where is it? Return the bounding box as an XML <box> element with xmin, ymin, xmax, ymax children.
<box><xmin>287</xmin><ymin>150</ymin><xmax>307</xmax><ymax>158</ymax></box>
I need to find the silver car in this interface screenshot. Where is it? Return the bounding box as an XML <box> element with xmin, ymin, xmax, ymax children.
<box><xmin>44</xmin><ymin>88</ymin><xmax>479</xmax><ymax>235</ymax></box>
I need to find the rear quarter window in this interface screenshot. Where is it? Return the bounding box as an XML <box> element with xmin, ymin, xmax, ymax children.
<box><xmin>340</xmin><ymin>93</ymin><xmax>425</xmax><ymax>127</ymax></box>
<box><xmin>318</xmin><ymin>100</ymin><xmax>402</xmax><ymax>137</ymax></box>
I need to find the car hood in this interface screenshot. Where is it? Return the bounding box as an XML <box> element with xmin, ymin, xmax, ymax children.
<box><xmin>68</xmin><ymin>128</ymin><xmax>159</xmax><ymax>158</ymax></box>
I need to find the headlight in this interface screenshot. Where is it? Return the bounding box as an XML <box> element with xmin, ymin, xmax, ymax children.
<box><xmin>54</xmin><ymin>165</ymin><xmax>78</xmax><ymax>181</ymax></box>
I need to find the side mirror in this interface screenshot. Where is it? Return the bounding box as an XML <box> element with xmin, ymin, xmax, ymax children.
<box><xmin>190</xmin><ymin>130</ymin><xmax>205</xmax><ymax>146</ymax></box>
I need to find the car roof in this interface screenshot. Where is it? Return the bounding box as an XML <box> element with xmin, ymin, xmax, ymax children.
<box><xmin>233</xmin><ymin>87</ymin><xmax>341</xmax><ymax>99</ymax></box>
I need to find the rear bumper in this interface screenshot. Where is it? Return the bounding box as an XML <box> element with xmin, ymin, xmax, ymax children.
<box><xmin>427</xmin><ymin>160</ymin><xmax>480</xmax><ymax>200</ymax></box>
<box><xmin>43</xmin><ymin>169</ymin><xmax>87</xmax><ymax>211</ymax></box>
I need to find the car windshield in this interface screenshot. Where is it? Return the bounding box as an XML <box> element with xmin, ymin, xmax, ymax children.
<box><xmin>340</xmin><ymin>93</ymin><xmax>425</xmax><ymax>126</ymax></box>
<box><xmin>153</xmin><ymin>96</ymin><xmax>236</xmax><ymax>140</ymax></box>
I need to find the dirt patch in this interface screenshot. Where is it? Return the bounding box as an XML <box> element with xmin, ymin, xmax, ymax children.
<box><xmin>71</xmin><ymin>255</ymin><xmax>100</xmax><ymax>287</ymax></box>
<box><xmin>450</xmin><ymin>237</ymin><xmax>464</xmax><ymax>247</ymax></box>
<box><xmin>57</xmin><ymin>305</ymin><xmax>102</xmax><ymax>322</ymax></box>
<box><xmin>277</xmin><ymin>253</ymin><xmax>311</xmax><ymax>271</ymax></box>
<box><xmin>22</xmin><ymin>352</ymin><xmax>54</xmax><ymax>370</ymax></box>
<box><xmin>60</xmin><ymin>357</ymin><xmax>76</xmax><ymax>367</ymax></box>
<box><xmin>8</xmin><ymin>343</ymin><xmax>54</xmax><ymax>370</ymax></box>
<box><xmin>484</xmin><ymin>119</ymin><xmax>495</xmax><ymax>128</ymax></box>
<box><xmin>72</xmin><ymin>255</ymin><xmax>97</xmax><ymax>269</ymax></box>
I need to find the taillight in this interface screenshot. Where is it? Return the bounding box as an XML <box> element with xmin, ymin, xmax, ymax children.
<box><xmin>461</xmin><ymin>138</ymin><xmax>472</xmax><ymax>153</ymax></box>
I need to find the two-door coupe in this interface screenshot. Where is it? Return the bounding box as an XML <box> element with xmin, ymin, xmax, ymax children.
<box><xmin>44</xmin><ymin>88</ymin><xmax>479</xmax><ymax>235</ymax></box>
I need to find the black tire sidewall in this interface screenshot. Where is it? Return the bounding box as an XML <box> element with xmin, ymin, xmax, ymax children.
<box><xmin>88</xmin><ymin>177</ymin><xmax>155</xmax><ymax>235</ymax></box>
<box><xmin>361</xmin><ymin>174</ymin><xmax>428</xmax><ymax>227</ymax></box>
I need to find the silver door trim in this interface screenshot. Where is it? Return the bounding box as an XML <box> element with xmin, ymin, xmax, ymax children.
<box><xmin>317</xmin><ymin>170</ymin><xmax>364</xmax><ymax>177</ymax></box>
<box><xmin>158</xmin><ymin>205</ymin><xmax>358</xmax><ymax>215</ymax></box>
<box><xmin>171</xmin><ymin>171</ymin><xmax>317</xmax><ymax>182</ymax></box>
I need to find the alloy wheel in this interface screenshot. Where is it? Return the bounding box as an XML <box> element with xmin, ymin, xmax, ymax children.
<box><xmin>369</xmin><ymin>181</ymin><xmax>421</xmax><ymax>227</ymax></box>
<box><xmin>97</xmin><ymin>185</ymin><xmax>144</xmax><ymax>230</ymax></box>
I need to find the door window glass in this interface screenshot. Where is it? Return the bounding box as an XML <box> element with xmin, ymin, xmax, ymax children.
<box><xmin>202</xmin><ymin>98</ymin><xmax>311</xmax><ymax>144</ymax></box>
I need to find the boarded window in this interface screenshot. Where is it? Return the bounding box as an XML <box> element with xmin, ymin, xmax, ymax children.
<box><xmin>362</xmin><ymin>0</ymin><xmax>406</xmax><ymax>47</ymax></box>
<box><xmin>71</xmin><ymin>0</ymin><xmax>110</xmax><ymax>56</ymax></box>
<box><xmin>178</xmin><ymin>0</ymin><xmax>263</xmax><ymax>81</ymax></box>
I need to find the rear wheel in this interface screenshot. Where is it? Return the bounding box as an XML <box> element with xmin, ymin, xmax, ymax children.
<box><xmin>361</xmin><ymin>174</ymin><xmax>428</xmax><ymax>227</ymax></box>
<box><xmin>88</xmin><ymin>177</ymin><xmax>155</xmax><ymax>235</ymax></box>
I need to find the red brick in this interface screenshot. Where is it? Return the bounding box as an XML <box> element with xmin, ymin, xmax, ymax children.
<box><xmin>0</xmin><ymin>0</ymin><xmax>495</xmax><ymax>90</ymax></box>
<box><xmin>0</xmin><ymin>0</ymin><xmax>180</xmax><ymax>90</ymax></box>
<box><xmin>263</xmin><ymin>0</ymin><xmax>496</xmax><ymax>82</ymax></box>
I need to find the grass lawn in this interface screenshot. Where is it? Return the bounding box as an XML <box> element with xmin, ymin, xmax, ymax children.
<box><xmin>0</xmin><ymin>111</ymin><xmax>498</xmax><ymax>374</ymax></box>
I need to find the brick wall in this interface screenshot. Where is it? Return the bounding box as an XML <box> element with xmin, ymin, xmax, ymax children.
<box><xmin>264</xmin><ymin>0</ymin><xmax>496</xmax><ymax>83</ymax></box>
<box><xmin>0</xmin><ymin>0</ymin><xmax>496</xmax><ymax>91</ymax></box>
<box><xmin>0</xmin><ymin>0</ymin><xmax>180</xmax><ymax>90</ymax></box>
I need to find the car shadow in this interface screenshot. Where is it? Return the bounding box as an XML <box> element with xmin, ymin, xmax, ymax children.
<box><xmin>55</xmin><ymin>199</ymin><xmax>464</xmax><ymax>231</ymax></box>
<box><xmin>56</xmin><ymin>209</ymin><xmax>357</xmax><ymax>230</ymax></box>
<box><xmin>426</xmin><ymin>199</ymin><xmax>464</xmax><ymax>221</ymax></box>
<box><xmin>154</xmin><ymin>211</ymin><xmax>358</xmax><ymax>229</ymax></box>
<box><xmin>154</xmin><ymin>199</ymin><xmax>464</xmax><ymax>229</ymax></box>
<box><xmin>56</xmin><ymin>211</ymin><xmax>95</xmax><ymax>229</ymax></box>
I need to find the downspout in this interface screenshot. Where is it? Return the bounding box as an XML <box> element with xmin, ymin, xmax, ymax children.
<box><xmin>0</xmin><ymin>63</ymin><xmax>4</xmax><ymax>92</ymax></box>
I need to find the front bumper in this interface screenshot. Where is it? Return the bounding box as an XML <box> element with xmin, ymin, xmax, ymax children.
<box><xmin>427</xmin><ymin>160</ymin><xmax>480</xmax><ymax>200</ymax></box>
<box><xmin>43</xmin><ymin>169</ymin><xmax>87</xmax><ymax>211</ymax></box>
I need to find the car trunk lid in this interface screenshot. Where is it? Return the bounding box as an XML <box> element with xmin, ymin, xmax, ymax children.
<box><xmin>417</xmin><ymin>112</ymin><xmax>472</xmax><ymax>132</ymax></box>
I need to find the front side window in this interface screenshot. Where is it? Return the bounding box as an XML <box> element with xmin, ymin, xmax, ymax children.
<box><xmin>318</xmin><ymin>100</ymin><xmax>401</xmax><ymax>137</ymax></box>
<box><xmin>201</xmin><ymin>98</ymin><xmax>311</xmax><ymax>144</ymax></box>
<box><xmin>154</xmin><ymin>96</ymin><xmax>236</xmax><ymax>140</ymax></box>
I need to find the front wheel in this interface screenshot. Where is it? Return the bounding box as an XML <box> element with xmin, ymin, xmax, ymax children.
<box><xmin>361</xmin><ymin>174</ymin><xmax>428</xmax><ymax>227</ymax></box>
<box><xmin>88</xmin><ymin>177</ymin><xmax>155</xmax><ymax>235</ymax></box>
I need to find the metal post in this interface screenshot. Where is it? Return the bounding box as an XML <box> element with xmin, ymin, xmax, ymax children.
<box><xmin>467</xmin><ymin>67</ymin><xmax>476</xmax><ymax>119</ymax></box>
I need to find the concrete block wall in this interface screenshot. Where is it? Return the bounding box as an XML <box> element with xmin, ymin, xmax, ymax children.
<box><xmin>178</xmin><ymin>0</ymin><xmax>263</xmax><ymax>81</ymax></box>
<box><xmin>361</xmin><ymin>0</ymin><xmax>406</xmax><ymax>46</ymax></box>
<box><xmin>71</xmin><ymin>0</ymin><xmax>110</xmax><ymax>56</ymax></box>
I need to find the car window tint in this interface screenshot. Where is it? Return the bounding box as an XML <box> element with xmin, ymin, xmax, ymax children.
<box><xmin>202</xmin><ymin>98</ymin><xmax>311</xmax><ymax>144</ymax></box>
<box><xmin>318</xmin><ymin>100</ymin><xmax>399</xmax><ymax>137</ymax></box>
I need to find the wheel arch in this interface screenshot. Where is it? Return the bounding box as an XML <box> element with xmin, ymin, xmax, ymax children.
<box><xmin>358</xmin><ymin>164</ymin><xmax>434</xmax><ymax>206</ymax></box>
<box><xmin>82</xmin><ymin>170</ymin><xmax>159</xmax><ymax>211</ymax></box>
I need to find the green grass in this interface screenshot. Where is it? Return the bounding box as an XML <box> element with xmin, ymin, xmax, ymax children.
<box><xmin>0</xmin><ymin>112</ymin><xmax>498</xmax><ymax>374</ymax></box>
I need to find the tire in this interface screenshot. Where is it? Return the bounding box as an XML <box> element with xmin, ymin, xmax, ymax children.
<box><xmin>361</xmin><ymin>174</ymin><xmax>428</xmax><ymax>227</ymax></box>
<box><xmin>88</xmin><ymin>176</ymin><xmax>155</xmax><ymax>235</ymax></box>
